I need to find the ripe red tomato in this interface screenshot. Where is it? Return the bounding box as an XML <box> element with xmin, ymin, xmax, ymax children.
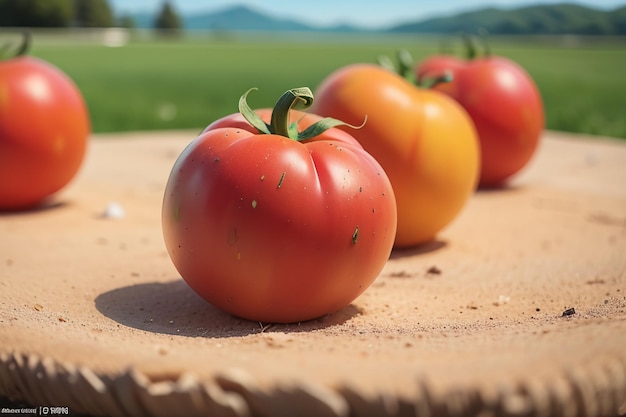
<box><xmin>0</xmin><ymin>33</ymin><xmax>90</xmax><ymax>210</ymax></box>
<box><xmin>416</xmin><ymin>48</ymin><xmax>544</xmax><ymax>187</ymax></box>
<box><xmin>311</xmin><ymin>64</ymin><xmax>480</xmax><ymax>248</ymax></box>
<box><xmin>162</xmin><ymin>88</ymin><xmax>397</xmax><ymax>323</ymax></box>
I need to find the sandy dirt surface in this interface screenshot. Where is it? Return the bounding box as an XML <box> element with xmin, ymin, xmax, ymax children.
<box><xmin>1</xmin><ymin>130</ymin><xmax>625</xmax><ymax>416</ymax></box>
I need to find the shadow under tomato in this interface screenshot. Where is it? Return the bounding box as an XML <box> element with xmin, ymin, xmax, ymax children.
<box><xmin>94</xmin><ymin>279</ymin><xmax>362</xmax><ymax>338</ymax></box>
<box><xmin>390</xmin><ymin>239</ymin><xmax>447</xmax><ymax>259</ymax></box>
<box><xmin>477</xmin><ymin>182</ymin><xmax>526</xmax><ymax>193</ymax></box>
<box><xmin>0</xmin><ymin>199</ymin><xmax>69</xmax><ymax>216</ymax></box>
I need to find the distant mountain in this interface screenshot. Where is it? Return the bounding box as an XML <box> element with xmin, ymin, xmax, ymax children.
<box><xmin>128</xmin><ymin>5</ymin><xmax>361</xmax><ymax>32</ymax></box>
<box><xmin>387</xmin><ymin>3</ymin><xmax>626</xmax><ymax>35</ymax></box>
<box><xmin>185</xmin><ymin>5</ymin><xmax>313</xmax><ymax>31</ymax></box>
<box><xmin>125</xmin><ymin>3</ymin><xmax>626</xmax><ymax>35</ymax></box>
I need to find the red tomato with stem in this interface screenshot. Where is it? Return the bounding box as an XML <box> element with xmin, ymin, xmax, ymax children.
<box><xmin>0</xmin><ymin>32</ymin><xmax>90</xmax><ymax>210</ymax></box>
<box><xmin>162</xmin><ymin>87</ymin><xmax>397</xmax><ymax>323</ymax></box>
<box><xmin>416</xmin><ymin>37</ymin><xmax>544</xmax><ymax>187</ymax></box>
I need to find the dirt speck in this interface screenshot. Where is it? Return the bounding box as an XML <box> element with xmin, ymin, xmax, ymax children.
<box><xmin>426</xmin><ymin>266</ymin><xmax>442</xmax><ymax>276</ymax></box>
<box><xmin>561</xmin><ymin>307</ymin><xmax>576</xmax><ymax>317</ymax></box>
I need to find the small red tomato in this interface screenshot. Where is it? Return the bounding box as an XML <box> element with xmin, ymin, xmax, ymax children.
<box><xmin>162</xmin><ymin>88</ymin><xmax>397</xmax><ymax>323</ymax></box>
<box><xmin>416</xmin><ymin>42</ymin><xmax>544</xmax><ymax>187</ymax></box>
<box><xmin>0</xmin><ymin>32</ymin><xmax>90</xmax><ymax>210</ymax></box>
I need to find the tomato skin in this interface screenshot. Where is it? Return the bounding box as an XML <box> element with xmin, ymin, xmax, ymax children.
<box><xmin>416</xmin><ymin>55</ymin><xmax>544</xmax><ymax>187</ymax></box>
<box><xmin>162</xmin><ymin>109</ymin><xmax>397</xmax><ymax>323</ymax></box>
<box><xmin>0</xmin><ymin>56</ymin><xmax>90</xmax><ymax>210</ymax></box>
<box><xmin>415</xmin><ymin>54</ymin><xmax>465</xmax><ymax>82</ymax></box>
<box><xmin>311</xmin><ymin>64</ymin><xmax>480</xmax><ymax>248</ymax></box>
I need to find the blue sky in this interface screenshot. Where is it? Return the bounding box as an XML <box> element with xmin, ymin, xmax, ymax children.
<box><xmin>109</xmin><ymin>0</ymin><xmax>625</xmax><ymax>29</ymax></box>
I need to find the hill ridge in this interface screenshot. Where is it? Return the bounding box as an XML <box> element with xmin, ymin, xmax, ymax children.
<box><xmin>128</xmin><ymin>3</ymin><xmax>626</xmax><ymax>35</ymax></box>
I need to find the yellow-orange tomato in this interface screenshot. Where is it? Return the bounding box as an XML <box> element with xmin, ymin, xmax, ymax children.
<box><xmin>416</xmin><ymin>54</ymin><xmax>544</xmax><ymax>187</ymax></box>
<box><xmin>311</xmin><ymin>64</ymin><xmax>480</xmax><ymax>248</ymax></box>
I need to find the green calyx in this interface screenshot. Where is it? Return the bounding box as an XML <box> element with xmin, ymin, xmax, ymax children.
<box><xmin>420</xmin><ymin>71</ymin><xmax>454</xmax><ymax>89</ymax></box>
<box><xmin>462</xmin><ymin>28</ymin><xmax>491</xmax><ymax>59</ymax></box>
<box><xmin>377</xmin><ymin>49</ymin><xmax>416</xmax><ymax>84</ymax></box>
<box><xmin>239</xmin><ymin>87</ymin><xmax>365</xmax><ymax>142</ymax></box>
<box><xmin>0</xmin><ymin>31</ymin><xmax>31</xmax><ymax>61</ymax></box>
<box><xmin>377</xmin><ymin>49</ymin><xmax>453</xmax><ymax>89</ymax></box>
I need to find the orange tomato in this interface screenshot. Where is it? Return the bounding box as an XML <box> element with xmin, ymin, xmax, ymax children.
<box><xmin>311</xmin><ymin>64</ymin><xmax>480</xmax><ymax>248</ymax></box>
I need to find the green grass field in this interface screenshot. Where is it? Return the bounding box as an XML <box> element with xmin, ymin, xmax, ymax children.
<box><xmin>28</xmin><ymin>33</ymin><xmax>626</xmax><ymax>139</ymax></box>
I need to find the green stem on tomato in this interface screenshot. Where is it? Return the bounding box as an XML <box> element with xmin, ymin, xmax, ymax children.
<box><xmin>377</xmin><ymin>50</ymin><xmax>417</xmax><ymax>84</ymax></box>
<box><xmin>477</xmin><ymin>28</ymin><xmax>492</xmax><ymax>57</ymax></box>
<box><xmin>462</xmin><ymin>29</ymin><xmax>491</xmax><ymax>60</ymax></box>
<box><xmin>238</xmin><ymin>87</ymin><xmax>365</xmax><ymax>142</ymax></box>
<box><xmin>376</xmin><ymin>54</ymin><xmax>396</xmax><ymax>73</ymax></box>
<box><xmin>396</xmin><ymin>49</ymin><xmax>416</xmax><ymax>85</ymax></box>
<box><xmin>419</xmin><ymin>71</ymin><xmax>454</xmax><ymax>89</ymax></box>
<box><xmin>462</xmin><ymin>32</ymin><xmax>477</xmax><ymax>60</ymax></box>
<box><xmin>378</xmin><ymin>49</ymin><xmax>453</xmax><ymax>89</ymax></box>
<box><xmin>269</xmin><ymin>87</ymin><xmax>314</xmax><ymax>138</ymax></box>
<box><xmin>0</xmin><ymin>31</ymin><xmax>31</xmax><ymax>61</ymax></box>
<box><xmin>238</xmin><ymin>88</ymin><xmax>271</xmax><ymax>134</ymax></box>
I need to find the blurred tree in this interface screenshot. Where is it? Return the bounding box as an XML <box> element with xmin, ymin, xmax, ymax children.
<box><xmin>154</xmin><ymin>0</ymin><xmax>182</xmax><ymax>34</ymax></box>
<box><xmin>74</xmin><ymin>0</ymin><xmax>114</xmax><ymax>27</ymax></box>
<box><xmin>0</xmin><ymin>0</ymin><xmax>73</xmax><ymax>27</ymax></box>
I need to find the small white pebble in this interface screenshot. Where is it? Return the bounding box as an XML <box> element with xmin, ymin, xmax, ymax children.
<box><xmin>102</xmin><ymin>202</ymin><xmax>125</xmax><ymax>219</ymax></box>
<box><xmin>497</xmin><ymin>295</ymin><xmax>510</xmax><ymax>305</ymax></box>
